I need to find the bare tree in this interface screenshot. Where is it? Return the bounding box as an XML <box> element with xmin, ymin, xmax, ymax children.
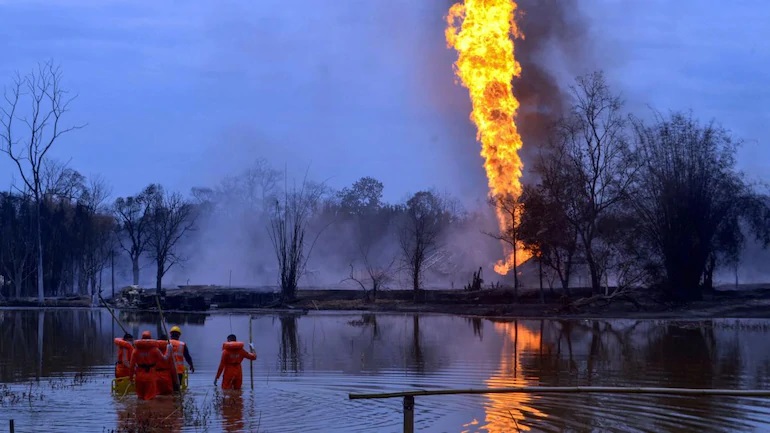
<box><xmin>241</xmin><ymin>158</ymin><xmax>282</xmax><ymax>213</ymax></box>
<box><xmin>399</xmin><ymin>190</ymin><xmax>449</xmax><ymax>297</ymax></box>
<box><xmin>518</xmin><ymin>184</ymin><xmax>579</xmax><ymax>295</ymax></box>
<box><xmin>76</xmin><ymin>176</ymin><xmax>114</xmax><ymax>297</ymax></box>
<box><xmin>146</xmin><ymin>188</ymin><xmax>196</xmax><ymax>294</ymax></box>
<box><xmin>113</xmin><ymin>185</ymin><xmax>156</xmax><ymax>285</ymax></box>
<box><xmin>0</xmin><ymin>61</ymin><xmax>85</xmax><ymax>301</ymax></box>
<box><xmin>214</xmin><ymin>158</ymin><xmax>282</xmax><ymax>215</ymax></box>
<box><xmin>267</xmin><ymin>176</ymin><xmax>327</xmax><ymax>302</ymax></box>
<box><xmin>541</xmin><ymin>71</ymin><xmax>638</xmax><ymax>293</ymax></box>
<box><xmin>344</xmin><ymin>245</ymin><xmax>396</xmax><ymax>301</ymax></box>
<box><xmin>486</xmin><ymin>195</ymin><xmax>523</xmax><ymax>297</ymax></box>
<box><xmin>41</xmin><ymin>158</ymin><xmax>85</xmax><ymax>201</ymax></box>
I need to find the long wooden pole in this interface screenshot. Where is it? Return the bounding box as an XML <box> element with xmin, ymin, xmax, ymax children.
<box><xmin>249</xmin><ymin>316</ymin><xmax>254</xmax><ymax>390</ymax></box>
<box><xmin>98</xmin><ymin>290</ymin><xmax>128</xmax><ymax>335</ymax></box>
<box><xmin>403</xmin><ymin>396</ymin><xmax>414</xmax><ymax>433</ymax></box>
<box><xmin>349</xmin><ymin>386</ymin><xmax>770</xmax><ymax>400</ymax></box>
<box><xmin>155</xmin><ymin>295</ymin><xmax>181</xmax><ymax>394</ymax></box>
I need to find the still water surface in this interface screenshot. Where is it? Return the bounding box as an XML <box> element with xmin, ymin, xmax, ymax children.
<box><xmin>1</xmin><ymin>309</ymin><xmax>770</xmax><ymax>432</ymax></box>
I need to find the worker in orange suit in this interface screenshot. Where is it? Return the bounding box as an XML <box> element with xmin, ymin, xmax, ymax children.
<box><xmin>154</xmin><ymin>334</ymin><xmax>174</xmax><ymax>396</ymax></box>
<box><xmin>129</xmin><ymin>331</ymin><xmax>172</xmax><ymax>400</ymax></box>
<box><xmin>214</xmin><ymin>334</ymin><xmax>256</xmax><ymax>390</ymax></box>
<box><xmin>114</xmin><ymin>332</ymin><xmax>134</xmax><ymax>378</ymax></box>
<box><xmin>169</xmin><ymin>326</ymin><xmax>195</xmax><ymax>390</ymax></box>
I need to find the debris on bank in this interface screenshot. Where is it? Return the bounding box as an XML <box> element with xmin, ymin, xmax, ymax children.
<box><xmin>0</xmin><ymin>295</ymin><xmax>92</xmax><ymax>308</ymax></box>
<box><xmin>109</xmin><ymin>285</ymin><xmax>281</xmax><ymax>311</ymax></box>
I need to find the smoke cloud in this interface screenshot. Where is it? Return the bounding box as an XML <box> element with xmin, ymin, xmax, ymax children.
<box><xmin>163</xmin><ymin>1</ymin><xmax>595</xmax><ymax>290</ymax></box>
<box><xmin>513</xmin><ymin>0</ymin><xmax>593</xmax><ymax>174</ymax></box>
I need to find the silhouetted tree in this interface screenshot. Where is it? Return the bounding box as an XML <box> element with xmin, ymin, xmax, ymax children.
<box><xmin>487</xmin><ymin>194</ymin><xmax>524</xmax><ymax>295</ymax></box>
<box><xmin>539</xmin><ymin>71</ymin><xmax>638</xmax><ymax>293</ymax></box>
<box><xmin>146</xmin><ymin>187</ymin><xmax>196</xmax><ymax>294</ymax></box>
<box><xmin>631</xmin><ymin>112</ymin><xmax>770</xmax><ymax>300</ymax></box>
<box><xmin>0</xmin><ymin>61</ymin><xmax>85</xmax><ymax>301</ymax></box>
<box><xmin>268</xmin><ymin>176</ymin><xmax>327</xmax><ymax>301</ymax></box>
<box><xmin>113</xmin><ymin>185</ymin><xmax>156</xmax><ymax>285</ymax></box>
<box><xmin>337</xmin><ymin>176</ymin><xmax>384</xmax><ymax>216</ymax></box>
<box><xmin>399</xmin><ymin>190</ymin><xmax>450</xmax><ymax>296</ymax></box>
<box><xmin>0</xmin><ymin>194</ymin><xmax>34</xmax><ymax>297</ymax></box>
<box><xmin>518</xmin><ymin>184</ymin><xmax>579</xmax><ymax>295</ymax></box>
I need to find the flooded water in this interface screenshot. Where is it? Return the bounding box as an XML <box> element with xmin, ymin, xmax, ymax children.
<box><xmin>1</xmin><ymin>309</ymin><xmax>770</xmax><ymax>432</ymax></box>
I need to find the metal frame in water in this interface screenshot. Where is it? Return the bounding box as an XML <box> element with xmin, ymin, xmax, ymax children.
<box><xmin>349</xmin><ymin>386</ymin><xmax>770</xmax><ymax>433</ymax></box>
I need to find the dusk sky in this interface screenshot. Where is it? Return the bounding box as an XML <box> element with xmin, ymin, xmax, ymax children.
<box><xmin>0</xmin><ymin>0</ymin><xmax>768</xmax><ymax>206</ymax></box>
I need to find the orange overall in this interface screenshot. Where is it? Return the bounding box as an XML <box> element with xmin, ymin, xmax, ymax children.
<box><xmin>155</xmin><ymin>340</ymin><xmax>174</xmax><ymax>396</ymax></box>
<box><xmin>215</xmin><ymin>342</ymin><xmax>256</xmax><ymax>390</ymax></box>
<box><xmin>114</xmin><ymin>338</ymin><xmax>134</xmax><ymax>378</ymax></box>
<box><xmin>170</xmin><ymin>339</ymin><xmax>187</xmax><ymax>384</ymax></box>
<box><xmin>130</xmin><ymin>340</ymin><xmax>170</xmax><ymax>400</ymax></box>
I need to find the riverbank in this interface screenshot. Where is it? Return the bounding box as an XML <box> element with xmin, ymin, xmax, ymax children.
<box><xmin>284</xmin><ymin>286</ymin><xmax>770</xmax><ymax>319</ymax></box>
<box><xmin>3</xmin><ymin>285</ymin><xmax>770</xmax><ymax>319</ymax></box>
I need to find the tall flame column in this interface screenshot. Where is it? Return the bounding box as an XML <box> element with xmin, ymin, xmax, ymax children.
<box><xmin>446</xmin><ymin>0</ymin><xmax>530</xmax><ymax>274</ymax></box>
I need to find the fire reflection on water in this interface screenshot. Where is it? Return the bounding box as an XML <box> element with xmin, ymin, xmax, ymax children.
<box><xmin>480</xmin><ymin>321</ymin><xmax>546</xmax><ymax>432</ymax></box>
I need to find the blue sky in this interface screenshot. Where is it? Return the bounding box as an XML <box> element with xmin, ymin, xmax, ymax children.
<box><xmin>0</xmin><ymin>0</ymin><xmax>768</xmax><ymax>206</ymax></box>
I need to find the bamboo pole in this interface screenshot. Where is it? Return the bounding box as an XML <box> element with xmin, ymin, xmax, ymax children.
<box><xmin>349</xmin><ymin>386</ymin><xmax>770</xmax><ymax>400</ymax></box>
<box><xmin>249</xmin><ymin>316</ymin><xmax>254</xmax><ymax>390</ymax></box>
<box><xmin>98</xmin><ymin>290</ymin><xmax>129</xmax><ymax>335</ymax></box>
<box><xmin>155</xmin><ymin>295</ymin><xmax>181</xmax><ymax>394</ymax></box>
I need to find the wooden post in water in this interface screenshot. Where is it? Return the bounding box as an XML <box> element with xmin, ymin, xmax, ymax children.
<box><xmin>403</xmin><ymin>395</ymin><xmax>414</xmax><ymax>433</ymax></box>
<box><xmin>9</xmin><ymin>419</ymin><xmax>14</xmax><ymax>433</ymax></box>
<box><xmin>249</xmin><ymin>315</ymin><xmax>254</xmax><ymax>390</ymax></box>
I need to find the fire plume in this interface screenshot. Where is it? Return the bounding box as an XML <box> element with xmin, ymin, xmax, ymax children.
<box><xmin>446</xmin><ymin>0</ymin><xmax>531</xmax><ymax>274</ymax></box>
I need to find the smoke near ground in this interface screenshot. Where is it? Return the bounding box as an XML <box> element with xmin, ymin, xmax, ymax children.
<box><xmin>167</xmin><ymin>1</ymin><xmax>596</xmax><ymax>290</ymax></box>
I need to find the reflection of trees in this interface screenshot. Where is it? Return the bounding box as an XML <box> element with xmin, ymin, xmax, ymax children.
<box><xmin>466</xmin><ymin>317</ymin><xmax>483</xmax><ymax>341</ymax></box>
<box><xmin>514</xmin><ymin>319</ymin><xmax>755</xmax><ymax>432</ymax></box>
<box><xmin>334</xmin><ymin>314</ymin><xmax>448</xmax><ymax>375</ymax></box>
<box><xmin>279</xmin><ymin>314</ymin><xmax>302</xmax><ymax>373</ymax></box>
<box><xmin>37</xmin><ymin>311</ymin><xmax>43</xmax><ymax>381</ymax></box>
<box><xmin>0</xmin><ymin>310</ymin><xmax>114</xmax><ymax>382</ymax></box>
<box><xmin>362</xmin><ymin>314</ymin><xmax>379</xmax><ymax>340</ymax></box>
<box><xmin>119</xmin><ymin>311</ymin><xmax>208</xmax><ymax>326</ymax></box>
<box><xmin>641</xmin><ymin>322</ymin><xmax>744</xmax><ymax>433</ymax></box>
<box><xmin>409</xmin><ymin>316</ymin><xmax>423</xmax><ymax>372</ymax></box>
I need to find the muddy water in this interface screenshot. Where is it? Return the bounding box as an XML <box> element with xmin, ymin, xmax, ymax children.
<box><xmin>1</xmin><ymin>310</ymin><xmax>770</xmax><ymax>432</ymax></box>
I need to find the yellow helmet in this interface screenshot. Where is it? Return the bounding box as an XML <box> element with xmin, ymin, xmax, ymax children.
<box><xmin>170</xmin><ymin>326</ymin><xmax>181</xmax><ymax>335</ymax></box>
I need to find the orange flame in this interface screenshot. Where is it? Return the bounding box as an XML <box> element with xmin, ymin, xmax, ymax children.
<box><xmin>446</xmin><ymin>0</ymin><xmax>531</xmax><ymax>275</ymax></box>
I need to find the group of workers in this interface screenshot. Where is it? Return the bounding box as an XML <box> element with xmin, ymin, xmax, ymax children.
<box><xmin>113</xmin><ymin>325</ymin><xmax>256</xmax><ymax>400</ymax></box>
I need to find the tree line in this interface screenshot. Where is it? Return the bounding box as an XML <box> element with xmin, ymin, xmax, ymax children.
<box><xmin>2</xmin><ymin>63</ymin><xmax>767</xmax><ymax>303</ymax></box>
<box><xmin>511</xmin><ymin>72</ymin><xmax>770</xmax><ymax>301</ymax></box>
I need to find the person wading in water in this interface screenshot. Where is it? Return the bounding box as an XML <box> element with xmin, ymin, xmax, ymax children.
<box><xmin>169</xmin><ymin>326</ymin><xmax>195</xmax><ymax>390</ymax></box>
<box><xmin>129</xmin><ymin>331</ymin><xmax>172</xmax><ymax>400</ymax></box>
<box><xmin>214</xmin><ymin>334</ymin><xmax>256</xmax><ymax>390</ymax></box>
<box><xmin>113</xmin><ymin>332</ymin><xmax>134</xmax><ymax>378</ymax></box>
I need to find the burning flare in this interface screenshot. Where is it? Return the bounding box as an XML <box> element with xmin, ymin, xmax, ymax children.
<box><xmin>446</xmin><ymin>0</ymin><xmax>531</xmax><ymax>274</ymax></box>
